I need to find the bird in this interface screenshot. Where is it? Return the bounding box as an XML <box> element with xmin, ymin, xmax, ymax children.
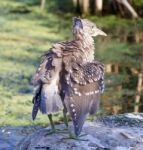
<box><xmin>32</xmin><ymin>17</ymin><xmax>107</xmax><ymax>137</ymax></box>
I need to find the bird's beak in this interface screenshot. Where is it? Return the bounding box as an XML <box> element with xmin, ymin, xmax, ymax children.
<box><xmin>93</xmin><ymin>28</ymin><xmax>107</xmax><ymax>37</ymax></box>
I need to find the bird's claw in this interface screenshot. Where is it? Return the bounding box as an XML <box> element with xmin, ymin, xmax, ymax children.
<box><xmin>44</xmin><ymin>128</ymin><xmax>68</xmax><ymax>136</ymax></box>
<box><xmin>62</xmin><ymin>132</ymin><xmax>88</xmax><ymax>141</ymax></box>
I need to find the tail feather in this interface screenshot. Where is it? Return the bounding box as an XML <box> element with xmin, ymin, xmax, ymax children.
<box><xmin>32</xmin><ymin>85</ymin><xmax>42</xmax><ymax>120</ymax></box>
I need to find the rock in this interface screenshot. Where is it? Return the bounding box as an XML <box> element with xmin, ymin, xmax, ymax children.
<box><xmin>114</xmin><ymin>146</ymin><xmax>130</xmax><ymax>150</ymax></box>
<box><xmin>132</xmin><ymin>144</ymin><xmax>143</xmax><ymax>150</ymax></box>
<box><xmin>1</xmin><ymin>113</ymin><xmax>143</xmax><ymax>150</ymax></box>
<box><xmin>0</xmin><ymin>126</ymin><xmax>41</xmax><ymax>150</ymax></box>
<box><xmin>16</xmin><ymin>113</ymin><xmax>143</xmax><ymax>150</ymax></box>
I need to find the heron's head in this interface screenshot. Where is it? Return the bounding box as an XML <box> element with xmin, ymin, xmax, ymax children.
<box><xmin>73</xmin><ymin>17</ymin><xmax>107</xmax><ymax>37</ymax></box>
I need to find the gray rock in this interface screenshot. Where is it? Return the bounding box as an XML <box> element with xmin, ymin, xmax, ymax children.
<box><xmin>1</xmin><ymin>113</ymin><xmax>143</xmax><ymax>150</ymax></box>
<box><xmin>114</xmin><ymin>146</ymin><xmax>131</xmax><ymax>150</ymax></box>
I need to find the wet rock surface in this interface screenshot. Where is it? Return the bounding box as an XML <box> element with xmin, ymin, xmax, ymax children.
<box><xmin>1</xmin><ymin>113</ymin><xmax>143</xmax><ymax>150</ymax></box>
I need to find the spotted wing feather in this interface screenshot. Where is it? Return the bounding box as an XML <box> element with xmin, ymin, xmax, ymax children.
<box><xmin>64</xmin><ymin>61</ymin><xmax>104</xmax><ymax>136</ymax></box>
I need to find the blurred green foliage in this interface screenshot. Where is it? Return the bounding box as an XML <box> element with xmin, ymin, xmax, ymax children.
<box><xmin>133</xmin><ymin>0</ymin><xmax>143</xmax><ymax>6</ymax></box>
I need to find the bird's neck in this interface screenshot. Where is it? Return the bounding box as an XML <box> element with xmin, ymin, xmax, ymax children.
<box><xmin>73</xmin><ymin>29</ymin><xmax>95</xmax><ymax>62</ymax></box>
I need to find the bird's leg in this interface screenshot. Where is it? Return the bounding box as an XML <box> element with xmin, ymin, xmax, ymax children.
<box><xmin>48</xmin><ymin>114</ymin><xmax>55</xmax><ymax>131</ymax></box>
<box><xmin>45</xmin><ymin>114</ymin><xmax>68</xmax><ymax>136</ymax></box>
<box><xmin>46</xmin><ymin>113</ymin><xmax>87</xmax><ymax>140</ymax></box>
<box><xmin>45</xmin><ymin>114</ymin><xmax>56</xmax><ymax>135</ymax></box>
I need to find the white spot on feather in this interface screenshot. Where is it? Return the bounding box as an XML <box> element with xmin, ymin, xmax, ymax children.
<box><xmin>85</xmin><ymin>92</ymin><xmax>90</xmax><ymax>96</ymax></box>
<box><xmin>77</xmin><ymin>92</ymin><xmax>82</xmax><ymax>96</ymax></box>
<box><xmin>70</xmin><ymin>104</ymin><xmax>74</xmax><ymax>107</ymax></box>
<box><xmin>73</xmin><ymin>88</ymin><xmax>77</xmax><ymax>91</ymax></box>
<box><xmin>88</xmin><ymin>79</ymin><xmax>93</xmax><ymax>83</ymax></box>
<box><xmin>38</xmin><ymin>67</ymin><xmax>41</xmax><ymax>71</ymax></box>
<box><xmin>85</xmin><ymin>90</ymin><xmax>99</xmax><ymax>96</ymax></box>
<box><xmin>72</xmin><ymin>109</ymin><xmax>76</xmax><ymax>112</ymax></box>
<box><xmin>93</xmin><ymin>78</ymin><xmax>98</xmax><ymax>81</ymax></box>
<box><xmin>89</xmin><ymin>91</ymin><xmax>94</xmax><ymax>95</ymax></box>
<box><xmin>74</xmin><ymin>91</ymin><xmax>82</xmax><ymax>96</ymax></box>
<box><xmin>83</xmin><ymin>82</ymin><xmax>86</xmax><ymax>85</ymax></box>
<box><xmin>95</xmin><ymin>90</ymin><xmax>99</xmax><ymax>94</ymax></box>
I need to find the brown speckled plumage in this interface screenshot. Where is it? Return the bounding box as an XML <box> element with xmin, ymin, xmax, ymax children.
<box><xmin>32</xmin><ymin>17</ymin><xmax>106</xmax><ymax>136</ymax></box>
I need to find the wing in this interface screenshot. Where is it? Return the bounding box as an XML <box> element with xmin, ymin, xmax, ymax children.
<box><xmin>32</xmin><ymin>50</ymin><xmax>54</xmax><ymax>86</ymax></box>
<box><xmin>63</xmin><ymin>59</ymin><xmax>105</xmax><ymax>136</ymax></box>
<box><xmin>32</xmin><ymin>49</ymin><xmax>63</xmax><ymax>120</ymax></box>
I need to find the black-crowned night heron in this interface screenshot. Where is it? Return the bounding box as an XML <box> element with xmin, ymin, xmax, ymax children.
<box><xmin>32</xmin><ymin>17</ymin><xmax>106</xmax><ymax>137</ymax></box>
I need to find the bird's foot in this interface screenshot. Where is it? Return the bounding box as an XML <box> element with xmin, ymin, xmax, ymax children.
<box><xmin>44</xmin><ymin>128</ymin><xmax>68</xmax><ymax>136</ymax></box>
<box><xmin>62</xmin><ymin>132</ymin><xmax>88</xmax><ymax>141</ymax></box>
<box><xmin>79</xmin><ymin>133</ymin><xmax>88</xmax><ymax>137</ymax></box>
<box><xmin>55</xmin><ymin>128</ymin><xmax>69</xmax><ymax>133</ymax></box>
